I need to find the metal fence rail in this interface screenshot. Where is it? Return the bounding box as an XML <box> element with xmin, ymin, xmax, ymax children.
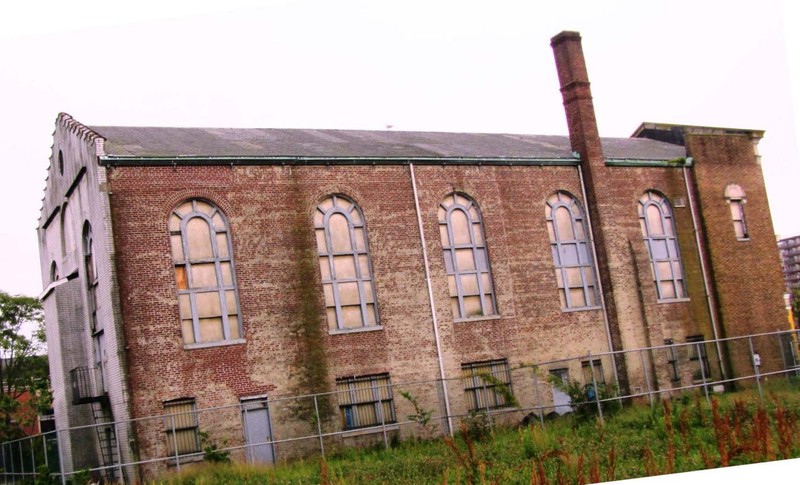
<box><xmin>2</xmin><ymin>329</ymin><xmax>798</xmax><ymax>483</ymax></box>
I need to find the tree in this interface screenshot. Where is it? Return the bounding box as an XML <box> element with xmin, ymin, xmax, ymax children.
<box><xmin>792</xmin><ymin>287</ymin><xmax>800</xmax><ymax>328</ymax></box>
<box><xmin>0</xmin><ymin>291</ymin><xmax>50</xmax><ymax>441</ymax></box>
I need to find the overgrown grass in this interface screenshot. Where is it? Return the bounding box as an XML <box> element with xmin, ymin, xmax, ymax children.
<box><xmin>154</xmin><ymin>385</ymin><xmax>800</xmax><ymax>484</ymax></box>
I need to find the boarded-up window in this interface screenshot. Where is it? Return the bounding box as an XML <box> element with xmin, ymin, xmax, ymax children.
<box><xmin>315</xmin><ymin>195</ymin><xmax>379</xmax><ymax>331</ymax></box>
<box><xmin>545</xmin><ymin>192</ymin><xmax>599</xmax><ymax>309</ymax></box>
<box><xmin>439</xmin><ymin>193</ymin><xmax>497</xmax><ymax>319</ymax></box>
<box><xmin>581</xmin><ymin>359</ymin><xmax>605</xmax><ymax>385</ymax></box>
<box><xmin>638</xmin><ymin>192</ymin><xmax>687</xmax><ymax>300</ymax></box>
<box><xmin>462</xmin><ymin>359</ymin><xmax>513</xmax><ymax>411</ymax></box>
<box><xmin>163</xmin><ymin>399</ymin><xmax>199</xmax><ymax>456</ymax></box>
<box><xmin>169</xmin><ymin>199</ymin><xmax>241</xmax><ymax>344</ymax></box>
<box><xmin>336</xmin><ymin>374</ymin><xmax>395</xmax><ymax>430</ymax></box>
<box><xmin>724</xmin><ymin>184</ymin><xmax>748</xmax><ymax>240</ymax></box>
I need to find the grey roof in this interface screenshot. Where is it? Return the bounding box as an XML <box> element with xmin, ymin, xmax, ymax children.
<box><xmin>88</xmin><ymin>126</ymin><xmax>685</xmax><ymax>161</ymax></box>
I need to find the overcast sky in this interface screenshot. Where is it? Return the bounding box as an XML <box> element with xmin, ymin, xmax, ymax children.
<box><xmin>1</xmin><ymin>0</ymin><xmax>798</xmax><ymax>299</ymax></box>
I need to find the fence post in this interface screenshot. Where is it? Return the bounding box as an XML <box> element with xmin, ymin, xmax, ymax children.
<box><xmin>778</xmin><ymin>333</ymin><xmax>790</xmax><ymax>383</ymax></box>
<box><xmin>588</xmin><ymin>352</ymin><xmax>604</xmax><ymax>425</ymax></box>
<box><xmin>56</xmin><ymin>429</ymin><xmax>67</xmax><ymax>485</ymax></box>
<box><xmin>697</xmin><ymin>342</ymin><xmax>710</xmax><ymax>405</ymax></box>
<box><xmin>748</xmin><ymin>336</ymin><xmax>763</xmax><ymax>400</ymax></box>
<box><xmin>482</xmin><ymin>380</ymin><xmax>493</xmax><ymax>432</ymax></box>
<box><xmin>532</xmin><ymin>372</ymin><xmax>545</xmax><ymax>431</ymax></box>
<box><xmin>377</xmin><ymin>383</ymin><xmax>388</xmax><ymax>451</ymax></box>
<box><xmin>18</xmin><ymin>440</ymin><xmax>24</xmax><ymax>480</ymax></box>
<box><xmin>114</xmin><ymin>421</ymin><xmax>124</xmax><ymax>482</ymax></box>
<box><xmin>640</xmin><ymin>349</ymin><xmax>654</xmax><ymax>408</ymax></box>
<box><xmin>313</xmin><ymin>395</ymin><xmax>325</xmax><ymax>458</ymax></box>
<box><xmin>40</xmin><ymin>433</ymin><xmax>48</xmax><ymax>471</ymax></box>
<box><xmin>170</xmin><ymin>414</ymin><xmax>180</xmax><ymax>472</ymax></box>
<box><xmin>29</xmin><ymin>437</ymin><xmax>36</xmax><ymax>479</ymax></box>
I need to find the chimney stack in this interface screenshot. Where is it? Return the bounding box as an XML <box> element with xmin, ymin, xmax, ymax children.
<box><xmin>550</xmin><ymin>31</ymin><xmax>604</xmax><ymax>164</ymax></box>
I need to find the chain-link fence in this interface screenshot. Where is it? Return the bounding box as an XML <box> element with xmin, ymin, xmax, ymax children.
<box><xmin>3</xmin><ymin>329</ymin><xmax>799</xmax><ymax>483</ymax></box>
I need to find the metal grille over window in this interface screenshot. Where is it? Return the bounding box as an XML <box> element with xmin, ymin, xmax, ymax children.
<box><xmin>461</xmin><ymin>359</ymin><xmax>513</xmax><ymax>411</ymax></box>
<box><xmin>638</xmin><ymin>191</ymin><xmax>687</xmax><ymax>300</ymax></box>
<box><xmin>169</xmin><ymin>199</ymin><xmax>241</xmax><ymax>345</ymax></box>
<box><xmin>724</xmin><ymin>184</ymin><xmax>749</xmax><ymax>240</ymax></box>
<box><xmin>335</xmin><ymin>374</ymin><xmax>395</xmax><ymax>430</ymax></box>
<box><xmin>163</xmin><ymin>399</ymin><xmax>200</xmax><ymax>455</ymax></box>
<box><xmin>439</xmin><ymin>193</ymin><xmax>497</xmax><ymax>319</ymax></box>
<box><xmin>314</xmin><ymin>195</ymin><xmax>380</xmax><ymax>331</ymax></box>
<box><xmin>545</xmin><ymin>192</ymin><xmax>599</xmax><ymax>309</ymax></box>
<box><xmin>687</xmin><ymin>335</ymin><xmax>711</xmax><ymax>381</ymax></box>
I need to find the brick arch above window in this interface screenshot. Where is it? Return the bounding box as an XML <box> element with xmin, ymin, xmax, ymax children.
<box><xmin>638</xmin><ymin>191</ymin><xmax>687</xmax><ymax>301</ymax></box>
<box><xmin>314</xmin><ymin>194</ymin><xmax>380</xmax><ymax>332</ymax></box>
<box><xmin>169</xmin><ymin>199</ymin><xmax>242</xmax><ymax>346</ymax></box>
<box><xmin>438</xmin><ymin>192</ymin><xmax>497</xmax><ymax>319</ymax></box>
<box><xmin>545</xmin><ymin>191</ymin><xmax>599</xmax><ymax>310</ymax></box>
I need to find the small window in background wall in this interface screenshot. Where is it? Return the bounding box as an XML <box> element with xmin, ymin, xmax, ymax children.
<box><xmin>336</xmin><ymin>374</ymin><xmax>395</xmax><ymax>430</ymax></box>
<box><xmin>724</xmin><ymin>184</ymin><xmax>749</xmax><ymax>240</ymax></box>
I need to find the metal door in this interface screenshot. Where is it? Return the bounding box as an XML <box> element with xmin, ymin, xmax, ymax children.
<box><xmin>241</xmin><ymin>398</ymin><xmax>275</xmax><ymax>464</ymax></box>
<box><xmin>549</xmin><ymin>368</ymin><xmax>573</xmax><ymax>415</ymax></box>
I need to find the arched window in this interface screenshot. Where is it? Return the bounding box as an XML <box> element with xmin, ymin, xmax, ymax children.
<box><xmin>724</xmin><ymin>184</ymin><xmax>748</xmax><ymax>240</ymax></box>
<box><xmin>438</xmin><ymin>193</ymin><xmax>497</xmax><ymax>319</ymax></box>
<box><xmin>638</xmin><ymin>191</ymin><xmax>687</xmax><ymax>300</ymax></box>
<box><xmin>545</xmin><ymin>192</ymin><xmax>598</xmax><ymax>309</ymax></box>
<box><xmin>169</xmin><ymin>199</ymin><xmax>241</xmax><ymax>345</ymax></box>
<box><xmin>314</xmin><ymin>195</ymin><xmax>379</xmax><ymax>331</ymax></box>
<box><xmin>83</xmin><ymin>223</ymin><xmax>98</xmax><ymax>330</ymax></box>
<box><xmin>50</xmin><ymin>261</ymin><xmax>59</xmax><ymax>282</ymax></box>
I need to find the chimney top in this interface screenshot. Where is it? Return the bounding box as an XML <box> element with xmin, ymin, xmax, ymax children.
<box><xmin>550</xmin><ymin>31</ymin><xmax>582</xmax><ymax>47</ymax></box>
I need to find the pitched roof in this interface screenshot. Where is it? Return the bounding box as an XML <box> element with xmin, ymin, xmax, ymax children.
<box><xmin>87</xmin><ymin>125</ymin><xmax>686</xmax><ymax>163</ymax></box>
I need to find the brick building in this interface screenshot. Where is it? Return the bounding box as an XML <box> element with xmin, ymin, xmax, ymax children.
<box><xmin>778</xmin><ymin>235</ymin><xmax>800</xmax><ymax>291</ymax></box>
<box><xmin>37</xmin><ymin>31</ymin><xmax>786</xmax><ymax>481</ymax></box>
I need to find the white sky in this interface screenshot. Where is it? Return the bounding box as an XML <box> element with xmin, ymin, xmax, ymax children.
<box><xmin>1</xmin><ymin>0</ymin><xmax>799</xmax><ymax>299</ymax></box>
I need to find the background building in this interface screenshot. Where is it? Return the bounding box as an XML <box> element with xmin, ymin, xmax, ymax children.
<box><xmin>36</xmin><ymin>31</ymin><xmax>787</xmax><ymax>481</ymax></box>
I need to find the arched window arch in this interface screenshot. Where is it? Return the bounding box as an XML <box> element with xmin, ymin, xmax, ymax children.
<box><xmin>545</xmin><ymin>192</ymin><xmax>598</xmax><ymax>309</ymax></box>
<box><xmin>438</xmin><ymin>193</ymin><xmax>497</xmax><ymax>319</ymax></box>
<box><xmin>83</xmin><ymin>222</ymin><xmax>98</xmax><ymax>330</ymax></box>
<box><xmin>169</xmin><ymin>199</ymin><xmax>242</xmax><ymax>345</ymax></box>
<box><xmin>724</xmin><ymin>184</ymin><xmax>748</xmax><ymax>240</ymax></box>
<box><xmin>314</xmin><ymin>195</ymin><xmax>379</xmax><ymax>331</ymax></box>
<box><xmin>638</xmin><ymin>191</ymin><xmax>687</xmax><ymax>300</ymax></box>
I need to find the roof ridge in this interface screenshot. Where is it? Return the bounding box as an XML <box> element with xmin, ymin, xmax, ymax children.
<box><xmin>57</xmin><ymin>113</ymin><xmax>106</xmax><ymax>156</ymax></box>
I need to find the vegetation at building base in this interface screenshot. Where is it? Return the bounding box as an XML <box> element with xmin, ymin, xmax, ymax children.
<box><xmin>153</xmin><ymin>385</ymin><xmax>800</xmax><ymax>485</ymax></box>
<box><xmin>0</xmin><ymin>290</ymin><xmax>51</xmax><ymax>442</ymax></box>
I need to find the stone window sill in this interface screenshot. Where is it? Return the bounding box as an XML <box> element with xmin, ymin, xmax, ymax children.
<box><xmin>453</xmin><ymin>314</ymin><xmax>503</xmax><ymax>324</ymax></box>
<box><xmin>656</xmin><ymin>298</ymin><xmax>691</xmax><ymax>305</ymax></box>
<box><xmin>184</xmin><ymin>338</ymin><xmax>246</xmax><ymax>350</ymax></box>
<box><xmin>329</xmin><ymin>325</ymin><xmax>383</xmax><ymax>336</ymax></box>
<box><xmin>341</xmin><ymin>423</ymin><xmax>398</xmax><ymax>438</ymax></box>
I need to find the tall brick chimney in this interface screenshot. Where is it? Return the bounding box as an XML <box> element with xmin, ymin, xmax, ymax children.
<box><xmin>550</xmin><ymin>31</ymin><xmax>604</xmax><ymax>163</ymax></box>
<box><xmin>551</xmin><ymin>31</ymin><xmax>629</xmax><ymax>391</ymax></box>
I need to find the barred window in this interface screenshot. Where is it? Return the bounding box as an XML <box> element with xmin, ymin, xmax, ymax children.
<box><xmin>163</xmin><ymin>399</ymin><xmax>199</xmax><ymax>456</ymax></box>
<box><xmin>314</xmin><ymin>195</ymin><xmax>379</xmax><ymax>331</ymax></box>
<box><xmin>638</xmin><ymin>191</ymin><xmax>687</xmax><ymax>300</ymax></box>
<box><xmin>687</xmin><ymin>335</ymin><xmax>711</xmax><ymax>381</ymax></box>
<box><xmin>169</xmin><ymin>199</ymin><xmax>242</xmax><ymax>345</ymax></box>
<box><xmin>336</xmin><ymin>374</ymin><xmax>395</xmax><ymax>430</ymax></box>
<box><xmin>439</xmin><ymin>193</ymin><xmax>497</xmax><ymax>319</ymax></box>
<box><xmin>462</xmin><ymin>359</ymin><xmax>513</xmax><ymax>411</ymax></box>
<box><xmin>724</xmin><ymin>184</ymin><xmax>748</xmax><ymax>240</ymax></box>
<box><xmin>545</xmin><ymin>192</ymin><xmax>599</xmax><ymax>309</ymax></box>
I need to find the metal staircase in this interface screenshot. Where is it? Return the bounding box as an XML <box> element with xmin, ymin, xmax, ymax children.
<box><xmin>70</xmin><ymin>366</ymin><xmax>119</xmax><ymax>480</ymax></box>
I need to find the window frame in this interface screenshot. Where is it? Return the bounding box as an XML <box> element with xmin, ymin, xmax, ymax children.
<box><xmin>580</xmin><ymin>359</ymin><xmax>605</xmax><ymax>386</ymax></box>
<box><xmin>438</xmin><ymin>193</ymin><xmax>498</xmax><ymax>320</ymax></box>
<box><xmin>335</xmin><ymin>373</ymin><xmax>396</xmax><ymax>431</ymax></box>
<box><xmin>169</xmin><ymin>199</ymin><xmax>243</xmax><ymax>347</ymax></box>
<box><xmin>545</xmin><ymin>191</ymin><xmax>600</xmax><ymax>310</ymax></box>
<box><xmin>314</xmin><ymin>195</ymin><xmax>380</xmax><ymax>332</ymax></box>
<box><xmin>461</xmin><ymin>359</ymin><xmax>514</xmax><ymax>412</ymax></box>
<box><xmin>638</xmin><ymin>191</ymin><xmax>688</xmax><ymax>302</ymax></box>
<box><xmin>163</xmin><ymin>398</ymin><xmax>200</xmax><ymax>457</ymax></box>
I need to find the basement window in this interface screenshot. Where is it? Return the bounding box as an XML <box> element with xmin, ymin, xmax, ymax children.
<box><xmin>462</xmin><ymin>359</ymin><xmax>513</xmax><ymax>412</ymax></box>
<box><xmin>163</xmin><ymin>398</ymin><xmax>200</xmax><ymax>456</ymax></box>
<box><xmin>336</xmin><ymin>374</ymin><xmax>395</xmax><ymax>430</ymax></box>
